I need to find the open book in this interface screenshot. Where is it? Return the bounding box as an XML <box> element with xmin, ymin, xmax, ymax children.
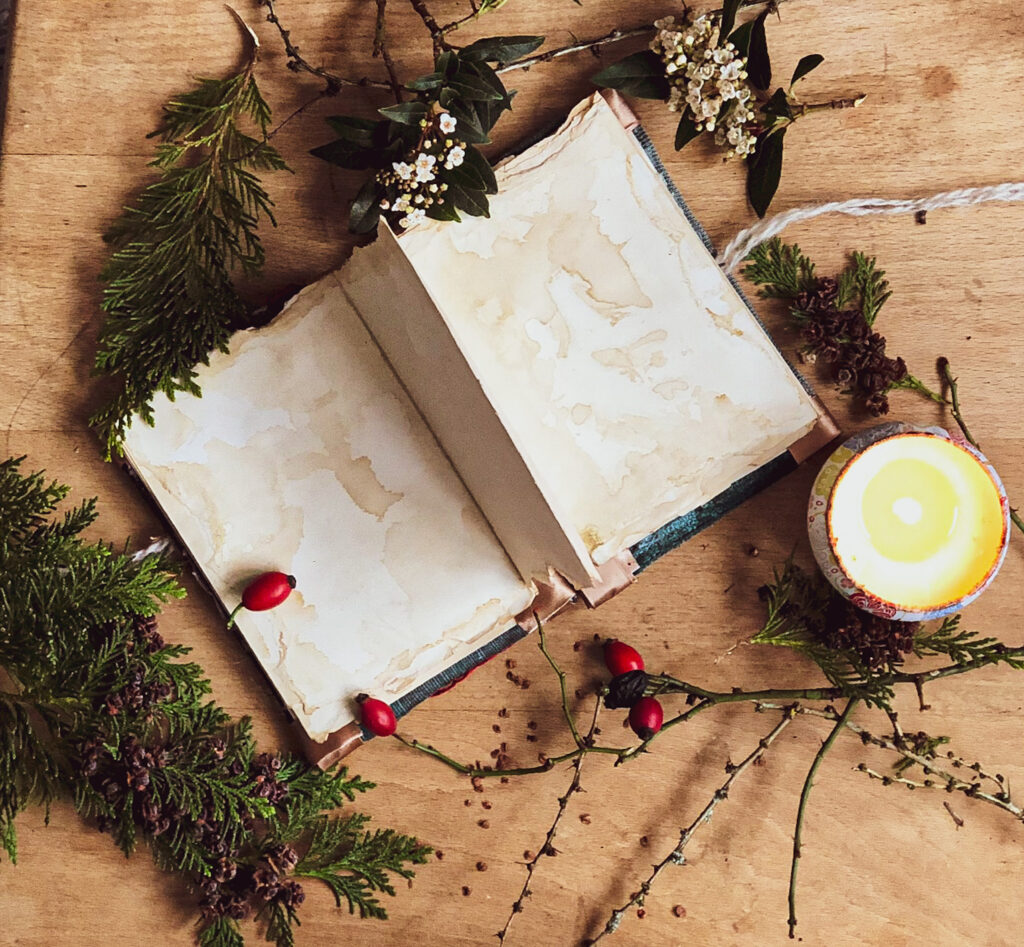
<box><xmin>123</xmin><ymin>92</ymin><xmax>836</xmax><ymax>766</ymax></box>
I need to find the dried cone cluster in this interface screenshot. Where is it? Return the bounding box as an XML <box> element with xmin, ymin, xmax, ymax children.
<box><xmin>75</xmin><ymin>614</ymin><xmax>303</xmax><ymax>922</ymax></box>
<box><xmin>795</xmin><ymin>276</ymin><xmax>908</xmax><ymax>416</ymax></box>
<box><xmin>821</xmin><ymin>594</ymin><xmax>918</xmax><ymax>670</ymax></box>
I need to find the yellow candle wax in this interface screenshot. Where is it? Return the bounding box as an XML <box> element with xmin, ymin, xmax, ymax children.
<box><xmin>828</xmin><ymin>433</ymin><xmax>1006</xmax><ymax>611</ymax></box>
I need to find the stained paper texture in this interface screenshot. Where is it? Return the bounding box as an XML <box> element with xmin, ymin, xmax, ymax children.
<box><xmin>123</xmin><ymin>278</ymin><xmax>533</xmax><ymax>741</ymax></box>
<box><xmin>123</xmin><ymin>94</ymin><xmax>820</xmax><ymax>746</ymax></box>
<box><xmin>399</xmin><ymin>94</ymin><xmax>819</xmax><ymax>564</ymax></box>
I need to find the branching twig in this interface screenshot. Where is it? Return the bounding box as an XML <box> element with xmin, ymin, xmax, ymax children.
<box><xmin>538</xmin><ymin>621</ymin><xmax>584</xmax><ymax>748</ymax></box>
<box><xmin>374</xmin><ymin>0</ymin><xmax>404</xmax><ymax>104</ymax></box>
<box><xmin>409</xmin><ymin>0</ymin><xmax>450</xmax><ymax>54</ymax></box>
<box><xmin>498</xmin><ymin>698</ymin><xmax>601</xmax><ymax>942</ymax></box>
<box><xmin>788</xmin><ymin>697</ymin><xmax>859</xmax><ymax>939</ymax></box>
<box><xmin>588</xmin><ymin>707</ymin><xmax>797</xmax><ymax>943</ymax></box>
<box><xmin>939</xmin><ymin>357</ymin><xmax>1024</xmax><ymax>537</ymax></box>
<box><xmin>259</xmin><ymin>0</ymin><xmax>390</xmax><ymax>94</ymax></box>
<box><xmin>496</xmin><ymin>0</ymin><xmax>790</xmax><ymax>74</ymax></box>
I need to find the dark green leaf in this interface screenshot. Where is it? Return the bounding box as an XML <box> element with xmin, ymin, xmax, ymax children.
<box><xmin>674</xmin><ymin>112</ymin><xmax>701</xmax><ymax>151</ymax></box>
<box><xmin>439</xmin><ymin>90</ymin><xmax>490</xmax><ymax>144</ymax></box>
<box><xmin>309</xmin><ymin>139</ymin><xmax>381</xmax><ymax>171</ymax></box>
<box><xmin>349</xmin><ymin>178</ymin><xmax>383</xmax><ymax>234</ymax></box>
<box><xmin>378</xmin><ymin>101</ymin><xmax>429</xmax><ymax>126</ymax></box>
<box><xmin>405</xmin><ymin>72</ymin><xmax>444</xmax><ymax>92</ymax></box>
<box><xmin>762</xmin><ymin>87</ymin><xmax>793</xmax><ymax>121</ymax></box>
<box><xmin>426</xmin><ymin>200</ymin><xmax>461</xmax><ymax>222</ymax></box>
<box><xmin>448</xmin><ymin>73</ymin><xmax>505</xmax><ymax>102</ymax></box>
<box><xmin>728</xmin><ymin>21</ymin><xmax>754</xmax><ymax>57</ymax></box>
<box><xmin>791</xmin><ymin>54</ymin><xmax>824</xmax><ymax>86</ymax></box>
<box><xmin>719</xmin><ymin>0</ymin><xmax>743</xmax><ymax>46</ymax></box>
<box><xmin>459</xmin><ymin>35</ymin><xmax>545</xmax><ymax>63</ymax></box>
<box><xmin>435</xmin><ymin>51</ymin><xmax>457</xmax><ymax>77</ymax></box>
<box><xmin>460</xmin><ymin>145</ymin><xmax>498</xmax><ymax>194</ymax></box>
<box><xmin>324</xmin><ymin>116</ymin><xmax>380</xmax><ymax>145</ymax></box>
<box><xmin>747</xmin><ymin>128</ymin><xmax>785</xmax><ymax>218</ymax></box>
<box><xmin>591</xmin><ymin>50</ymin><xmax>671</xmax><ymax>100</ymax></box>
<box><xmin>748</xmin><ymin>10</ymin><xmax>771</xmax><ymax>91</ymax></box>
<box><xmin>446</xmin><ymin>183</ymin><xmax>490</xmax><ymax>218</ymax></box>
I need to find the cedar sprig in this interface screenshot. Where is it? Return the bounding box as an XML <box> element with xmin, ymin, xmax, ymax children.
<box><xmin>0</xmin><ymin>457</ymin><xmax>429</xmax><ymax>944</ymax></box>
<box><xmin>91</xmin><ymin>49</ymin><xmax>288</xmax><ymax>458</ymax></box>
<box><xmin>743</xmin><ymin>238</ymin><xmax>945</xmax><ymax>415</ymax></box>
<box><xmin>912</xmin><ymin>614</ymin><xmax>1024</xmax><ymax>669</ymax></box>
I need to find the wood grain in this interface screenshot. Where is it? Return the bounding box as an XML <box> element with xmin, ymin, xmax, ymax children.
<box><xmin>2</xmin><ymin>2</ymin><xmax>1023</xmax><ymax>945</ymax></box>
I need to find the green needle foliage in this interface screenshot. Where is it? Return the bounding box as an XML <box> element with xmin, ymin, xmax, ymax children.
<box><xmin>0</xmin><ymin>457</ymin><xmax>429</xmax><ymax>945</ymax></box>
<box><xmin>91</xmin><ymin>56</ymin><xmax>288</xmax><ymax>459</ymax></box>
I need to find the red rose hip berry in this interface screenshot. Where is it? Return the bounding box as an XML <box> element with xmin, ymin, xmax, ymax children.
<box><xmin>227</xmin><ymin>571</ymin><xmax>296</xmax><ymax>627</ymax></box>
<box><xmin>628</xmin><ymin>697</ymin><xmax>664</xmax><ymax>740</ymax></box>
<box><xmin>358</xmin><ymin>694</ymin><xmax>397</xmax><ymax>737</ymax></box>
<box><xmin>603</xmin><ymin>639</ymin><xmax>645</xmax><ymax>676</ymax></box>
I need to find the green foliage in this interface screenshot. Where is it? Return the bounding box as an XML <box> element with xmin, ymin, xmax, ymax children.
<box><xmin>914</xmin><ymin>615</ymin><xmax>1024</xmax><ymax>669</ymax></box>
<box><xmin>747</xmin><ymin>127</ymin><xmax>786</xmax><ymax>219</ymax></box>
<box><xmin>591</xmin><ymin>50</ymin><xmax>670</xmax><ymax>100</ymax></box>
<box><xmin>91</xmin><ymin>60</ymin><xmax>288</xmax><ymax>458</ymax></box>
<box><xmin>791</xmin><ymin>54</ymin><xmax>824</xmax><ymax>86</ymax></box>
<box><xmin>835</xmin><ymin>251</ymin><xmax>892</xmax><ymax>325</ymax></box>
<box><xmin>0</xmin><ymin>457</ymin><xmax>429</xmax><ymax>943</ymax></box>
<box><xmin>311</xmin><ymin>37</ymin><xmax>541</xmax><ymax>233</ymax></box>
<box><xmin>295</xmin><ymin>816</ymin><xmax>430</xmax><ymax>920</ymax></box>
<box><xmin>751</xmin><ymin>559</ymin><xmax>891</xmax><ymax>707</ymax></box>
<box><xmin>742</xmin><ymin>237</ymin><xmax>817</xmax><ymax>298</ymax></box>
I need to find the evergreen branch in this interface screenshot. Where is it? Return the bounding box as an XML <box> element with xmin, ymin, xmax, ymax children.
<box><xmin>788</xmin><ymin>697</ymin><xmax>858</xmax><ymax>939</ymax></box>
<box><xmin>589</xmin><ymin>708</ymin><xmax>796</xmax><ymax>943</ymax></box>
<box><xmin>498</xmin><ymin>697</ymin><xmax>601</xmax><ymax>942</ymax></box>
<box><xmin>845</xmin><ymin>251</ymin><xmax>891</xmax><ymax>326</ymax></box>
<box><xmin>1</xmin><ymin>459</ymin><xmax>427</xmax><ymax>941</ymax></box>
<box><xmin>91</xmin><ymin>57</ymin><xmax>288</xmax><ymax>457</ymax></box>
<box><xmin>742</xmin><ymin>237</ymin><xmax>817</xmax><ymax>299</ymax></box>
<box><xmin>198</xmin><ymin>917</ymin><xmax>245</xmax><ymax>947</ymax></box>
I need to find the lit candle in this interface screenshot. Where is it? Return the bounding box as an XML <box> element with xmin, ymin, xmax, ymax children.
<box><xmin>809</xmin><ymin>422</ymin><xmax>1009</xmax><ymax>621</ymax></box>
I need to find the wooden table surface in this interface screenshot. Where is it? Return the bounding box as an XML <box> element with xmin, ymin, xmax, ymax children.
<box><xmin>2</xmin><ymin>2</ymin><xmax>1023</xmax><ymax>945</ymax></box>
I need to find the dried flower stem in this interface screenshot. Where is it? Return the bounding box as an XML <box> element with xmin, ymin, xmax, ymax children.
<box><xmin>588</xmin><ymin>707</ymin><xmax>797</xmax><ymax>943</ymax></box>
<box><xmin>789</xmin><ymin>94</ymin><xmax>867</xmax><ymax>115</ymax></box>
<box><xmin>939</xmin><ymin>357</ymin><xmax>1024</xmax><ymax>536</ymax></box>
<box><xmin>788</xmin><ymin>697</ymin><xmax>859</xmax><ymax>939</ymax></box>
<box><xmin>498</xmin><ymin>698</ymin><xmax>602</xmax><ymax>943</ymax></box>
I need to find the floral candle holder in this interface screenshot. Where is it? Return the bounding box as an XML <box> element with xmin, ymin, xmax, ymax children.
<box><xmin>809</xmin><ymin>421</ymin><xmax>1010</xmax><ymax>621</ymax></box>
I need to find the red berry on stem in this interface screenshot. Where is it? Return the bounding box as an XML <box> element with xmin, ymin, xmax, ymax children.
<box><xmin>357</xmin><ymin>694</ymin><xmax>397</xmax><ymax>737</ymax></box>
<box><xmin>604</xmin><ymin>639</ymin><xmax>645</xmax><ymax>676</ymax></box>
<box><xmin>227</xmin><ymin>572</ymin><xmax>296</xmax><ymax>627</ymax></box>
<box><xmin>628</xmin><ymin>697</ymin><xmax>664</xmax><ymax>740</ymax></box>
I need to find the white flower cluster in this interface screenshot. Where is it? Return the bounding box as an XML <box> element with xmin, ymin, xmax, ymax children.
<box><xmin>375</xmin><ymin>111</ymin><xmax>467</xmax><ymax>228</ymax></box>
<box><xmin>651</xmin><ymin>15</ymin><xmax>757</xmax><ymax>158</ymax></box>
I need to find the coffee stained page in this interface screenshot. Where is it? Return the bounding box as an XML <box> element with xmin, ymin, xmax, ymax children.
<box><xmin>399</xmin><ymin>95</ymin><xmax>819</xmax><ymax>565</ymax></box>
<box><xmin>122</xmin><ymin>277</ymin><xmax>533</xmax><ymax>742</ymax></box>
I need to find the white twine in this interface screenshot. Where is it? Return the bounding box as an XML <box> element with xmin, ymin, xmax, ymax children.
<box><xmin>129</xmin><ymin>536</ymin><xmax>174</xmax><ymax>563</ymax></box>
<box><xmin>716</xmin><ymin>181</ymin><xmax>1024</xmax><ymax>274</ymax></box>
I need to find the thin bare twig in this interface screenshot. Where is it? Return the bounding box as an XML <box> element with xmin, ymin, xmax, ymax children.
<box><xmin>939</xmin><ymin>357</ymin><xmax>1024</xmax><ymax>537</ymax></box>
<box><xmin>374</xmin><ymin>0</ymin><xmax>404</xmax><ymax>104</ymax></box>
<box><xmin>788</xmin><ymin>698</ymin><xmax>859</xmax><ymax>939</ymax></box>
<box><xmin>498</xmin><ymin>698</ymin><xmax>601</xmax><ymax>942</ymax></box>
<box><xmin>259</xmin><ymin>0</ymin><xmax>390</xmax><ymax>94</ymax></box>
<box><xmin>588</xmin><ymin>707</ymin><xmax>797</xmax><ymax>943</ymax></box>
<box><xmin>409</xmin><ymin>0</ymin><xmax>449</xmax><ymax>54</ymax></box>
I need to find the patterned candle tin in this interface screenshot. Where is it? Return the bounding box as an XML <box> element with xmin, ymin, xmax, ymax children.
<box><xmin>808</xmin><ymin>421</ymin><xmax>1010</xmax><ymax>621</ymax></box>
